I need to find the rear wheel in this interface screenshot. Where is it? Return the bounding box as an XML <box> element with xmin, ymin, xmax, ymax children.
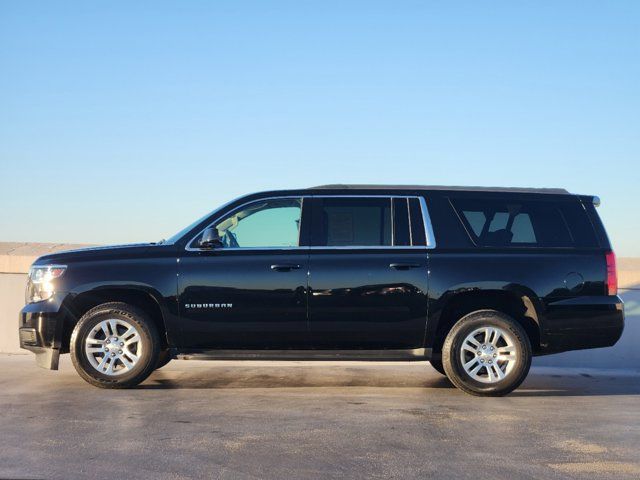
<box><xmin>442</xmin><ymin>310</ymin><xmax>531</xmax><ymax>396</ymax></box>
<box><xmin>70</xmin><ymin>302</ymin><xmax>160</xmax><ymax>388</ymax></box>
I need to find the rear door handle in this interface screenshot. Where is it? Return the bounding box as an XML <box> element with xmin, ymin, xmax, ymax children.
<box><xmin>389</xmin><ymin>263</ymin><xmax>421</xmax><ymax>270</ymax></box>
<box><xmin>270</xmin><ymin>264</ymin><xmax>301</xmax><ymax>271</ymax></box>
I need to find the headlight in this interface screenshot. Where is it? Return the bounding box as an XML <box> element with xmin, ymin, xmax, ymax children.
<box><xmin>26</xmin><ymin>265</ymin><xmax>66</xmax><ymax>303</ymax></box>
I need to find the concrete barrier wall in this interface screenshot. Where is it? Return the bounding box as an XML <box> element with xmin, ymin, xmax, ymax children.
<box><xmin>1</xmin><ymin>243</ymin><xmax>638</xmax><ymax>369</ymax></box>
<box><xmin>0</xmin><ymin>242</ymin><xmax>94</xmax><ymax>354</ymax></box>
<box><xmin>0</xmin><ymin>273</ymin><xmax>28</xmax><ymax>353</ymax></box>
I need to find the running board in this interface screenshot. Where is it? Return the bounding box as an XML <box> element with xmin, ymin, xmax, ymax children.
<box><xmin>176</xmin><ymin>348</ymin><xmax>429</xmax><ymax>361</ymax></box>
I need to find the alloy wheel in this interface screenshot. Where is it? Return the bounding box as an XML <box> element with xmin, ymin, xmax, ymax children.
<box><xmin>84</xmin><ymin>318</ymin><xmax>142</xmax><ymax>376</ymax></box>
<box><xmin>460</xmin><ymin>326</ymin><xmax>518</xmax><ymax>383</ymax></box>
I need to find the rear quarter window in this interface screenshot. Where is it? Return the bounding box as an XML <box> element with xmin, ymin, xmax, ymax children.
<box><xmin>450</xmin><ymin>197</ymin><xmax>598</xmax><ymax>248</ymax></box>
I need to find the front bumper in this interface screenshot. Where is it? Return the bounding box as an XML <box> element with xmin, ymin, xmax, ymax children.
<box><xmin>19</xmin><ymin>295</ymin><xmax>66</xmax><ymax>370</ymax></box>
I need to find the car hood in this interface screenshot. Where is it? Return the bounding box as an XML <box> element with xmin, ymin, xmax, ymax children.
<box><xmin>32</xmin><ymin>242</ymin><xmax>171</xmax><ymax>265</ymax></box>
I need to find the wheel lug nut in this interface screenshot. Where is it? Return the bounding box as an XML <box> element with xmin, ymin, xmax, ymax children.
<box><xmin>477</xmin><ymin>351</ymin><xmax>481</xmax><ymax>356</ymax></box>
<box><xmin>490</xmin><ymin>346</ymin><xmax>494</xmax><ymax>351</ymax></box>
<box><xmin>118</xmin><ymin>350</ymin><xmax>123</xmax><ymax>354</ymax></box>
<box><xmin>110</xmin><ymin>353</ymin><xmax>116</xmax><ymax>357</ymax></box>
<box><xmin>488</xmin><ymin>360</ymin><xmax>492</xmax><ymax>364</ymax></box>
<box><xmin>119</xmin><ymin>342</ymin><xmax>124</xmax><ymax>347</ymax></box>
<box><xmin>106</xmin><ymin>340</ymin><xmax>110</xmax><ymax>344</ymax></box>
<box><xmin>493</xmin><ymin>353</ymin><xmax>497</xmax><ymax>358</ymax></box>
<box><xmin>480</xmin><ymin>359</ymin><xmax>484</xmax><ymax>363</ymax></box>
<box><xmin>482</xmin><ymin>345</ymin><xmax>486</xmax><ymax>349</ymax></box>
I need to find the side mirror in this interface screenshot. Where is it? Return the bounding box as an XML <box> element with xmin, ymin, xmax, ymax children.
<box><xmin>199</xmin><ymin>227</ymin><xmax>223</xmax><ymax>249</ymax></box>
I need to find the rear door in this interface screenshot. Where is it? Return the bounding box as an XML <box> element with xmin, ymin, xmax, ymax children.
<box><xmin>307</xmin><ymin>196</ymin><xmax>431</xmax><ymax>349</ymax></box>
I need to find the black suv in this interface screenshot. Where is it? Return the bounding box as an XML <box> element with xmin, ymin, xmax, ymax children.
<box><xmin>19</xmin><ymin>185</ymin><xmax>624</xmax><ymax>396</ymax></box>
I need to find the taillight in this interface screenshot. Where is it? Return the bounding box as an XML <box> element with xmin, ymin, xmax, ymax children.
<box><xmin>605</xmin><ymin>251</ymin><xmax>617</xmax><ymax>296</ymax></box>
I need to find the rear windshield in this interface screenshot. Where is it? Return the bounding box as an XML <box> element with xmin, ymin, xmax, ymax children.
<box><xmin>451</xmin><ymin>197</ymin><xmax>598</xmax><ymax>248</ymax></box>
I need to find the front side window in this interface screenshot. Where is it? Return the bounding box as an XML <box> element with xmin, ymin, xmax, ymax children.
<box><xmin>312</xmin><ymin>197</ymin><xmax>392</xmax><ymax>247</ymax></box>
<box><xmin>211</xmin><ymin>197</ymin><xmax>302</xmax><ymax>248</ymax></box>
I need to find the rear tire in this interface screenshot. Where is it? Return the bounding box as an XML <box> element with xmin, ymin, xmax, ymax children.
<box><xmin>442</xmin><ymin>310</ymin><xmax>531</xmax><ymax>397</ymax></box>
<box><xmin>70</xmin><ymin>302</ymin><xmax>160</xmax><ymax>389</ymax></box>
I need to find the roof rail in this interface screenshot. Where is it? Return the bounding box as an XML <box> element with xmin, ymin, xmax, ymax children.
<box><xmin>309</xmin><ymin>184</ymin><xmax>570</xmax><ymax>195</ymax></box>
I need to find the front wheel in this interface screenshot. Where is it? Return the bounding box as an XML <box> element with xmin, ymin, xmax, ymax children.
<box><xmin>442</xmin><ymin>310</ymin><xmax>531</xmax><ymax>397</ymax></box>
<box><xmin>70</xmin><ymin>302</ymin><xmax>160</xmax><ymax>388</ymax></box>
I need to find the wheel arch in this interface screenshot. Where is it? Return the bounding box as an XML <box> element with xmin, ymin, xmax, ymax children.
<box><xmin>430</xmin><ymin>288</ymin><xmax>542</xmax><ymax>355</ymax></box>
<box><xmin>60</xmin><ymin>286</ymin><xmax>170</xmax><ymax>353</ymax></box>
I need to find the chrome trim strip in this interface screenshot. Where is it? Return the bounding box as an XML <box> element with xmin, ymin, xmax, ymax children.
<box><xmin>189</xmin><ymin>246</ymin><xmax>307</xmax><ymax>251</ymax></box>
<box><xmin>308</xmin><ymin>246</ymin><xmax>429</xmax><ymax>250</ymax></box>
<box><xmin>185</xmin><ymin>195</ymin><xmax>303</xmax><ymax>252</ymax></box>
<box><xmin>297</xmin><ymin>196</ymin><xmax>304</xmax><ymax>246</ymax></box>
<box><xmin>313</xmin><ymin>195</ymin><xmax>416</xmax><ymax>198</ymax></box>
<box><xmin>188</xmin><ymin>246</ymin><xmax>430</xmax><ymax>252</ymax></box>
<box><xmin>185</xmin><ymin>194</ymin><xmax>436</xmax><ymax>252</ymax></box>
<box><xmin>419</xmin><ymin>196</ymin><xmax>437</xmax><ymax>249</ymax></box>
<box><xmin>389</xmin><ymin>197</ymin><xmax>395</xmax><ymax>246</ymax></box>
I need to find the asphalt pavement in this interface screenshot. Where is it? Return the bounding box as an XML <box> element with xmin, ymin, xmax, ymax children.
<box><xmin>1</xmin><ymin>354</ymin><xmax>639</xmax><ymax>480</ymax></box>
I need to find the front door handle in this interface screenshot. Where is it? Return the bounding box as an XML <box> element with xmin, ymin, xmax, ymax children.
<box><xmin>270</xmin><ymin>264</ymin><xmax>301</xmax><ymax>272</ymax></box>
<box><xmin>389</xmin><ymin>263</ymin><xmax>421</xmax><ymax>270</ymax></box>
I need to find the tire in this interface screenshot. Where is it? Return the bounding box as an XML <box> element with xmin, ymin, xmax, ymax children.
<box><xmin>429</xmin><ymin>356</ymin><xmax>446</xmax><ymax>376</ymax></box>
<box><xmin>70</xmin><ymin>302</ymin><xmax>160</xmax><ymax>389</ymax></box>
<box><xmin>442</xmin><ymin>310</ymin><xmax>531</xmax><ymax>397</ymax></box>
<box><xmin>155</xmin><ymin>349</ymin><xmax>173</xmax><ymax>370</ymax></box>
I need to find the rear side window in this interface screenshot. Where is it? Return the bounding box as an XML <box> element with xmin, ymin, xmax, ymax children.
<box><xmin>312</xmin><ymin>197</ymin><xmax>392</xmax><ymax>247</ymax></box>
<box><xmin>451</xmin><ymin>198</ymin><xmax>598</xmax><ymax>248</ymax></box>
<box><xmin>408</xmin><ymin>198</ymin><xmax>427</xmax><ymax>246</ymax></box>
<box><xmin>392</xmin><ymin>198</ymin><xmax>411</xmax><ymax>246</ymax></box>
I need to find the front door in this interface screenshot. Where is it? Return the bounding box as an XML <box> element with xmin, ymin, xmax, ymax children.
<box><xmin>307</xmin><ymin>196</ymin><xmax>430</xmax><ymax>349</ymax></box>
<box><xmin>177</xmin><ymin>196</ymin><xmax>310</xmax><ymax>349</ymax></box>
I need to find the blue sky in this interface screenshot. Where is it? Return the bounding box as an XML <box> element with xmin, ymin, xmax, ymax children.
<box><xmin>1</xmin><ymin>1</ymin><xmax>638</xmax><ymax>255</ymax></box>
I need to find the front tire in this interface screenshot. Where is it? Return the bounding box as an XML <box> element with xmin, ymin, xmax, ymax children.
<box><xmin>442</xmin><ymin>310</ymin><xmax>531</xmax><ymax>397</ymax></box>
<box><xmin>70</xmin><ymin>302</ymin><xmax>160</xmax><ymax>389</ymax></box>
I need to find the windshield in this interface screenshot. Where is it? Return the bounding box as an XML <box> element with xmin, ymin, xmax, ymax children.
<box><xmin>163</xmin><ymin>210</ymin><xmax>214</xmax><ymax>245</ymax></box>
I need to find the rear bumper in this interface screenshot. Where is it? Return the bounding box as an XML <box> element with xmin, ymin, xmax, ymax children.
<box><xmin>539</xmin><ymin>295</ymin><xmax>625</xmax><ymax>355</ymax></box>
<box><xmin>19</xmin><ymin>296</ymin><xmax>66</xmax><ymax>370</ymax></box>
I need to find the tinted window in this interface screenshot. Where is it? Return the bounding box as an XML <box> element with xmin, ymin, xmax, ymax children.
<box><xmin>563</xmin><ymin>201</ymin><xmax>601</xmax><ymax>248</ymax></box>
<box><xmin>212</xmin><ymin>197</ymin><xmax>302</xmax><ymax>248</ymax></box>
<box><xmin>511</xmin><ymin>213</ymin><xmax>536</xmax><ymax>243</ymax></box>
<box><xmin>409</xmin><ymin>198</ymin><xmax>427</xmax><ymax>246</ymax></box>
<box><xmin>464</xmin><ymin>211</ymin><xmax>486</xmax><ymax>236</ymax></box>
<box><xmin>452</xmin><ymin>198</ymin><xmax>597</xmax><ymax>248</ymax></box>
<box><xmin>312</xmin><ymin>198</ymin><xmax>392</xmax><ymax>247</ymax></box>
<box><xmin>393</xmin><ymin>198</ymin><xmax>411</xmax><ymax>246</ymax></box>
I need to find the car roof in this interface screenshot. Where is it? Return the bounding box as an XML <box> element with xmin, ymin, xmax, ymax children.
<box><xmin>307</xmin><ymin>184</ymin><xmax>570</xmax><ymax>195</ymax></box>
